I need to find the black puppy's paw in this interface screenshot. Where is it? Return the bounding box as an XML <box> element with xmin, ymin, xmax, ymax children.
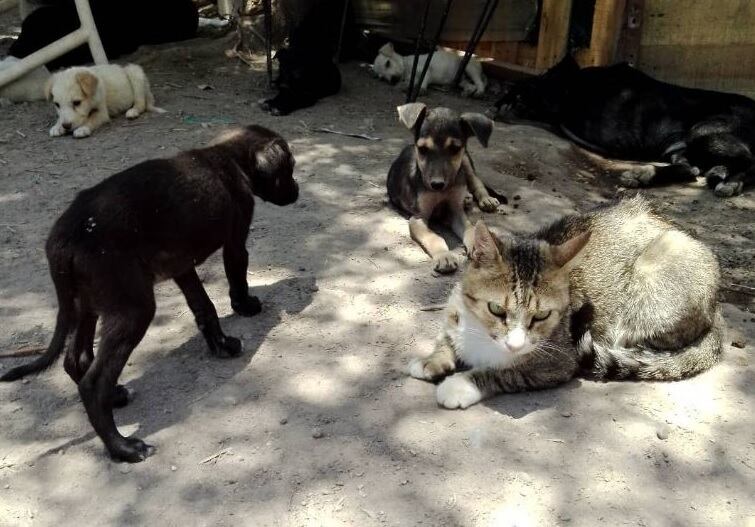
<box><xmin>232</xmin><ymin>295</ymin><xmax>262</xmax><ymax>317</ymax></box>
<box><xmin>109</xmin><ymin>436</ymin><xmax>155</xmax><ymax>463</ymax></box>
<box><xmin>258</xmin><ymin>98</ymin><xmax>271</xmax><ymax>112</ymax></box>
<box><xmin>209</xmin><ymin>335</ymin><xmax>243</xmax><ymax>358</ymax></box>
<box><xmin>112</xmin><ymin>384</ymin><xmax>131</xmax><ymax>408</ymax></box>
<box><xmin>705</xmin><ymin>165</ymin><xmax>728</xmax><ymax>188</ymax></box>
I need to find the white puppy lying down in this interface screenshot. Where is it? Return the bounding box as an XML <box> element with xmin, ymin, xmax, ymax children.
<box><xmin>372</xmin><ymin>43</ymin><xmax>486</xmax><ymax>97</ymax></box>
<box><xmin>46</xmin><ymin>64</ymin><xmax>163</xmax><ymax>138</ymax></box>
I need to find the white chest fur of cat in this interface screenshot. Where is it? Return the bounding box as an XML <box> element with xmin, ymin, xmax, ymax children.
<box><xmin>409</xmin><ymin>196</ymin><xmax>724</xmax><ymax>409</ymax></box>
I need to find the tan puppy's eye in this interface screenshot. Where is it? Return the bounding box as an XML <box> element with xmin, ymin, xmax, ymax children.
<box><xmin>54</xmin><ymin>102</ymin><xmax>60</xmax><ymax>108</ymax></box>
<box><xmin>72</xmin><ymin>100</ymin><xmax>81</xmax><ymax>108</ymax></box>
<box><xmin>417</xmin><ymin>145</ymin><xmax>429</xmax><ymax>156</ymax></box>
<box><xmin>447</xmin><ymin>144</ymin><xmax>462</xmax><ymax>155</ymax></box>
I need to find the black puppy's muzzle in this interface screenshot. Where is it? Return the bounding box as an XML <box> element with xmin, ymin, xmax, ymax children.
<box><xmin>430</xmin><ymin>181</ymin><xmax>445</xmax><ymax>191</ymax></box>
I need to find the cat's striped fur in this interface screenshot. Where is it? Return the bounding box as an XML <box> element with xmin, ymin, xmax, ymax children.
<box><xmin>409</xmin><ymin>196</ymin><xmax>723</xmax><ymax>409</ymax></box>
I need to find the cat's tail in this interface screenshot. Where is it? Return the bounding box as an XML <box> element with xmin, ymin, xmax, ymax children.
<box><xmin>578</xmin><ymin>310</ymin><xmax>725</xmax><ymax>381</ymax></box>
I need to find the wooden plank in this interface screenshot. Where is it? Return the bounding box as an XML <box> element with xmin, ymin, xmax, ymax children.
<box><xmin>641</xmin><ymin>0</ymin><xmax>755</xmax><ymax>46</ymax></box>
<box><xmin>585</xmin><ymin>0</ymin><xmax>627</xmax><ymax>66</ymax></box>
<box><xmin>616</xmin><ymin>0</ymin><xmax>644</xmax><ymax>65</ymax></box>
<box><xmin>535</xmin><ymin>0</ymin><xmax>573</xmax><ymax>71</ymax></box>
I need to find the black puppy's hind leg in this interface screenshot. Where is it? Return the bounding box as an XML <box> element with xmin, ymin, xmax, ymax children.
<box><xmin>78</xmin><ymin>303</ymin><xmax>155</xmax><ymax>463</ymax></box>
<box><xmin>175</xmin><ymin>269</ymin><xmax>242</xmax><ymax>357</ymax></box>
<box><xmin>223</xmin><ymin>223</ymin><xmax>262</xmax><ymax>317</ymax></box>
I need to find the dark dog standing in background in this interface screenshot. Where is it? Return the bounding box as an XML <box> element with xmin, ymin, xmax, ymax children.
<box><xmin>1</xmin><ymin>126</ymin><xmax>299</xmax><ymax>462</ymax></box>
<box><xmin>388</xmin><ymin>103</ymin><xmax>503</xmax><ymax>274</ymax></box>
<box><xmin>259</xmin><ymin>0</ymin><xmax>358</xmax><ymax>116</ymax></box>
<box><xmin>494</xmin><ymin>55</ymin><xmax>755</xmax><ymax>197</ymax></box>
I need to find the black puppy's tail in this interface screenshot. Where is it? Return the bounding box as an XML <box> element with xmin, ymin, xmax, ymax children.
<box><xmin>1</xmin><ymin>257</ymin><xmax>76</xmax><ymax>382</ymax></box>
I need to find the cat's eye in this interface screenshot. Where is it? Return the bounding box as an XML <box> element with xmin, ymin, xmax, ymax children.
<box><xmin>530</xmin><ymin>310</ymin><xmax>552</xmax><ymax>327</ymax></box>
<box><xmin>488</xmin><ymin>301</ymin><xmax>506</xmax><ymax>319</ymax></box>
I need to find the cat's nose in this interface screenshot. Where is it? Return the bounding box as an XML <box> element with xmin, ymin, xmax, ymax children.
<box><xmin>506</xmin><ymin>328</ymin><xmax>527</xmax><ymax>352</ymax></box>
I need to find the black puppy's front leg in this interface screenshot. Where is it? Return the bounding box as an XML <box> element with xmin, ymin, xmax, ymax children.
<box><xmin>175</xmin><ymin>269</ymin><xmax>241</xmax><ymax>357</ymax></box>
<box><xmin>223</xmin><ymin>234</ymin><xmax>262</xmax><ymax>317</ymax></box>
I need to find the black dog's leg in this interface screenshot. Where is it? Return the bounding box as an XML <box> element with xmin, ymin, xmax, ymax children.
<box><xmin>78</xmin><ymin>303</ymin><xmax>155</xmax><ymax>463</ymax></box>
<box><xmin>63</xmin><ymin>310</ymin><xmax>131</xmax><ymax>409</ymax></box>
<box><xmin>175</xmin><ymin>269</ymin><xmax>242</xmax><ymax>357</ymax></box>
<box><xmin>223</xmin><ymin>222</ymin><xmax>262</xmax><ymax>317</ymax></box>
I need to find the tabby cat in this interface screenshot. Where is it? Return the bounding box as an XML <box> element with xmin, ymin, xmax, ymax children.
<box><xmin>409</xmin><ymin>196</ymin><xmax>724</xmax><ymax>409</ymax></box>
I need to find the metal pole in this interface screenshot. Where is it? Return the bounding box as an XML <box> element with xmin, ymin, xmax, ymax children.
<box><xmin>452</xmin><ymin>0</ymin><xmax>498</xmax><ymax>88</ymax></box>
<box><xmin>412</xmin><ymin>0</ymin><xmax>454</xmax><ymax>101</ymax></box>
<box><xmin>263</xmin><ymin>0</ymin><xmax>273</xmax><ymax>87</ymax></box>
<box><xmin>335</xmin><ymin>0</ymin><xmax>350</xmax><ymax>63</ymax></box>
<box><xmin>406</xmin><ymin>0</ymin><xmax>433</xmax><ymax>103</ymax></box>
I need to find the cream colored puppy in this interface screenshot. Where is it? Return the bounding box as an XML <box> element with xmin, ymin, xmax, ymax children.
<box><xmin>47</xmin><ymin>64</ymin><xmax>163</xmax><ymax>138</ymax></box>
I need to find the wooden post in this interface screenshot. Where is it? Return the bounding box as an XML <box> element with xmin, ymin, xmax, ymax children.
<box><xmin>535</xmin><ymin>0</ymin><xmax>573</xmax><ymax>71</ymax></box>
<box><xmin>616</xmin><ymin>0</ymin><xmax>644</xmax><ymax>65</ymax></box>
<box><xmin>586</xmin><ymin>0</ymin><xmax>627</xmax><ymax>66</ymax></box>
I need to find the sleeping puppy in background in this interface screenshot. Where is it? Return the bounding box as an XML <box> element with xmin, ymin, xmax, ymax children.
<box><xmin>47</xmin><ymin>63</ymin><xmax>163</xmax><ymax>138</ymax></box>
<box><xmin>387</xmin><ymin>103</ymin><xmax>503</xmax><ymax>274</ymax></box>
<box><xmin>372</xmin><ymin>43</ymin><xmax>487</xmax><ymax>97</ymax></box>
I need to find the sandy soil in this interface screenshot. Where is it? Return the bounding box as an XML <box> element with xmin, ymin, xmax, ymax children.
<box><xmin>0</xmin><ymin>23</ymin><xmax>753</xmax><ymax>527</ymax></box>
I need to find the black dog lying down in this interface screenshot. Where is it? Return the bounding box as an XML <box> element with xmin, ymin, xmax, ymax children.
<box><xmin>494</xmin><ymin>56</ymin><xmax>755</xmax><ymax>197</ymax></box>
<box><xmin>1</xmin><ymin>126</ymin><xmax>298</xmax><ymax>462</ymax></box>
<box><xmin>259</xmin><ymin>0</ymin><xmax>355</xmax><ymax>116</ymax></box>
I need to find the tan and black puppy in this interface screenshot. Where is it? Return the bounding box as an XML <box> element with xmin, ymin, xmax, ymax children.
<box><xmin>387</xmin><ymin>103</ymin><xmax>503</xmax><ymax>273</ymax></box>
<box><xmin>1</xmin><ymin>126</ymin><xmax>298</xmax><ymax>463</ymax></box>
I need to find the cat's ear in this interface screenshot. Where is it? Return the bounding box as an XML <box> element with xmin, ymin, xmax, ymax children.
<box><xmin>549</xmin><ymin>231</ymin><xmax>591</xmax><ymax>269</ymax></box>
<box><xmin>470</xmin><ymin>221</ymin><xmax>500</xmax><ymax>265</ymax></box>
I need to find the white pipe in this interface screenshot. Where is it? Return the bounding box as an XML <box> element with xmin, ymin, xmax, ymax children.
<box><xmin>0</xmin><ymin>0</ymin><xmax>108</xmax><ymax>89</ymax></box>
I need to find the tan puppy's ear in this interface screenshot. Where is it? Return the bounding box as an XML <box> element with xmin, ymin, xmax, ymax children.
<box><xmin>44</xmin><ymin>77</ymin><xmax>54</xmax><ymax>102</ymax></box>
<box><xmin>75</xmin><ymin>71</ymin><xmax>98</xmax><ymax>98</ymax></box>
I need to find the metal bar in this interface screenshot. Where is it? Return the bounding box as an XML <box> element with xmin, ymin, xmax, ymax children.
<box><xmin>335</xmin><ymin>0</ymin><xmax>350</xmax><ymax>63</ymax></box>
<box><xmin>412</xmin><ymin>0</ymin><xmax>454</xmax><ymax>101</ymax></box>
<box><xmin>406</xmin><ymin>0</ymin><xmax>433</xmax><ymax>103</ymax></box>
<box><xmin>452</xmin><ymin>0</ymin><xmax>498</xmax><ymax>87</ymax></box>
<box><xmin>0</xmin><ymin>29</ymin><xmax>88</xmax><ymax>88</ymax></box>
<box><xmin>263</xmin><ymin>0</ymin><xmax>273</xmax><ymax>87</ymax></box>
<box><xmin>75</xmin><ymin>0</ymin><xmax>107</xmax><ymax>65</ymax></box>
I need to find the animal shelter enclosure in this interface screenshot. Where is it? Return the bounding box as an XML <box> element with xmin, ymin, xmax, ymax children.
<box><xmin>0</xmin><ymin>1</ymin><xmax>753</xmax><ymax>526</ymax></box>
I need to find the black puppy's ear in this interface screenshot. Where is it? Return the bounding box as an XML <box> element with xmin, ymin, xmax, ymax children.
<box><xmin>460</xmin><ymin>113</ymin><xmax>493</xmax><ymax>148</ymax></box>
<box><xmin>254</xmin><ymin>140</ymin><xmax>286</xmax><ymax>174</ymax></box>
<box><xmin>397</xmin><ymin>102</ymin><xmax>427</xmax><ymax>131</ymax></box>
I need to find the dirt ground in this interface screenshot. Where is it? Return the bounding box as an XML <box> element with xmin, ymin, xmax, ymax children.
<box><xmin>1</xmin><ymin>20</ymin><xmax>753</xmax><ymax>527</ymax></box>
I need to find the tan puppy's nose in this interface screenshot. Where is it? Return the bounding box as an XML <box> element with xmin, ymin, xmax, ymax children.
<box><xmin>62</xmin><ymin>122</ymin><xmax>73</xmax><ymax>131</ymax></box>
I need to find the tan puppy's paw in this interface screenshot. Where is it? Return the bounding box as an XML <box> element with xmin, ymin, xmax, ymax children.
<box><xmin>73</xmin><ymin>126</ymin><xmax>92</xmax><ymax>138</ymax></box>
<box><xmin>125</xmin><ymin>107</ymin><xmax>141</xmax><ymax>119</ymax></box>
<box><xmin>432</xmin><ymin>251</ymin><xmax>459</xmax><ymax>274</ymax></box>
<box><xmin>49</xmin><ymin>124</ymin><xmax>66</xmax><ymax>137</ymax></box>
<box><xmin>408</xmin><ymin>355</ymin><xmax>455</xmax><ymax>381</ymax></box>
<box><xmin>477</xmin><ymin>195</ymin><xmax>499</xmax><ymax>212</ymax></box>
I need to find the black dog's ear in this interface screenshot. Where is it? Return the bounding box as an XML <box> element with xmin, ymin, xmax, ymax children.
<box><xmin>460</xmin><ymin>112</ymin><xmax>493</xmax><ymax>148</ymax></box>
<box><xmin>397</xmin><ymin>102</ymin><xmax>427</xmax><ymax>131</ymax></box>
<box><xmin>254</xmin><ymin>140</ymin><xmax>286</xmax><ymax>174</ymax></box>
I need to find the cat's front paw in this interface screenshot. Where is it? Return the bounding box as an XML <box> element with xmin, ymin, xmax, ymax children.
<box><xmin>432</xmin><ymin>251</ymin><xmax>459</xmax><ymax>274</ymax></box>
<box><xmin>436</xmin><ymin>375</ymin><xmax>482</xmax><ymax>409</ymax></box>
<box><xmin>477</xmin><ymin>195</ymin><xmax>499</xmax><ymax>212</ymax></box>
<box><xmin>408</xmin><ymin>356</ymin><xmax>455</xmax><ymax>382</ymax></box>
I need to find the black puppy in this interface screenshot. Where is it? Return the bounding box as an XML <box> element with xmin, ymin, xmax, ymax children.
<box><xmin>0</xmin><ymin>126</ymin><xmax>299</xmax><ymax>462</ymax></box>
<box><xmin>258</xmin><ymin>0</ymin><xmax>349</xmax><ymax>116</ymax></box>
<box><xmin>387</xmin><ymin>103</ymin><xmax>502</xmax><ymax>274</ymax></box>
<box><xmin>494</xmin><ymin>55</ymin><xmax>755</xmax><ymax>197</ymax></box>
